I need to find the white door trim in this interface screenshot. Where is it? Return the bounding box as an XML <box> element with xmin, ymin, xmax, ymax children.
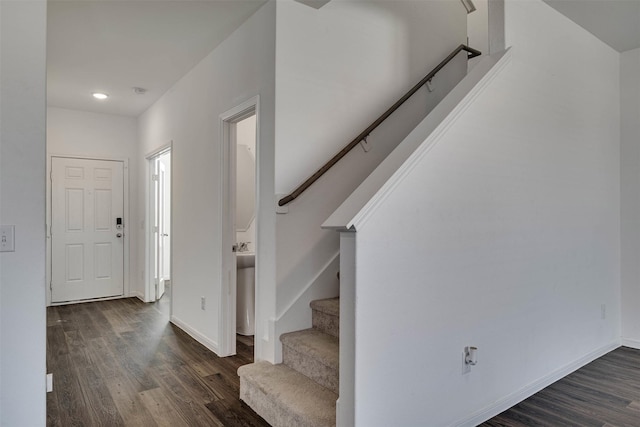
<box><xmin>219</xmin><ymin>96</ymin><xmax>259</xmax><ymax>357</ymax></box>
<box><xmin>46</xmin><ymin>154</ymin><xmax>130</xmax><ymax>306</ymax></box>
<box><xmin>145</xmin><ymin>143</ymin><xmax>172</xmax><ymax>307</ymax></box>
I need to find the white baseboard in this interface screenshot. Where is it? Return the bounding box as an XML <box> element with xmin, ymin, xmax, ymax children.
<box><xmin>170</xmin><ymin>315</ymin><xmax>219</xmax><ymax>355</ymax></box>
<box><xmin>133</xmin><ymin>291</ymin><xmax>147</xmax><ymax>302</ymax></box>
<box><xmin>273</xmin><ymin>252</ymin><xmax>340</xmax><ymax>363</ymax></box>
<box><xmin>276</xmin><ymin>251</ymin><xmax>340</xmax><ymax>321</ymax></box>
<box><xmin>49</xmin><ymin>294</ymin><xmax>125</xmax><ymax>306</ymax></box>
<box><xmin>454</xmin><ymin>341</ymin><xmax>620</xmax><ymax>427</ymax></box>
<box><xmin>621</xmin><ymin>338</ymin><xmax>640</xmax><ymax>350</ymax></box>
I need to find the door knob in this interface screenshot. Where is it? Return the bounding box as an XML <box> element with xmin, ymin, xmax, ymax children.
<box><xmin>116</xmin><ymin>233</ymin><xmax>123</xmax><ymax>238</ymax></box>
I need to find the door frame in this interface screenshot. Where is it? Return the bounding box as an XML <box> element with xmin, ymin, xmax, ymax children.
<box><xmin>145</xmin><ymin>143</ymin><xmax>172</xmax><ymax>308</ymax></box>
<box><xmin>219</xmin><ymin>96</ymin><xmax>259</xmax><ymax>357</ymax></box>
<box><xmin>46</xmin><ymin>154</ymin><xmax>130</xmax><ymax>306</ymax></box>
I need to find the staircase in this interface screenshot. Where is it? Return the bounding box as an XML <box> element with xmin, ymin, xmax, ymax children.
<box><xmin>238</xmin><ymin>297</ymin><xmax>340</xmax><ymax>427</ymax></box>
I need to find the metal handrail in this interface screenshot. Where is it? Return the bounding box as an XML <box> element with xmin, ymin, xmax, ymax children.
<box><xmin>278</xmin><ymin>44</ymin><xmax>481</xmax><ymax>207</ymax></box>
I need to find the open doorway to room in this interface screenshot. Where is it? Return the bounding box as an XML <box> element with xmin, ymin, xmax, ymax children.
<box><xmin>220</xmin><ymin>98</ymin><xmax>258</xmax><ymax>357</ymax></box>
<box><xmin>147</xmin><ymin>147</ymin><xmax>172</xmax><ymax>317</ymax></box>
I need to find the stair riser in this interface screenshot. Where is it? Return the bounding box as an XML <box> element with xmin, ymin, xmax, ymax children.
<box><xmin>283</xmin><ymin>344</ymin><xmax>339</xmax><ymax>394</ymax></box>
<box><xmin>240</xmin><ymin>375</ymin><xmax>336</xmax><ymax>427</ymax></box>
<box><xmin>240</xmin><ymin>376</ymin><xmax>305</xmax><ymax>427</ymax></box>
<box><xmin>312</xmin><ymin>310</ymin><xmax>339</xmax><ymax>337</ymax></box>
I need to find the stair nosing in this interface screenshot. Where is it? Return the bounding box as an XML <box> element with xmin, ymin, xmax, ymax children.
<box><xmin>238</xmin><ymin>361</ymin><xmax>337</xmax><ymax>425</ymax></box>
<box><xmin>280</xmin><ymin>328</ymin><xmax>339</xmax><ymax>370</ymax></box>
<box><xmin>310</xmin><ymin>298</ymin><xmax>339</xmax><ymax>317</ymax></box>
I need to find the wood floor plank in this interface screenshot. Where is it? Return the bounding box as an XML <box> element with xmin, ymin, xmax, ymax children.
<box><xmin>522</xmin><ymin>393</ymin><xmax>603</xmax><ymax>427</ymax></box>
<box><xmin>204</xmin><ymin>373</ymin><xmax>270</xmax><ymax>427</ymax></box>
<box><xmin>50</xmin><ymin>354</ymin><xmax>93</xmax><ymax>427</ymax></box>
<box><xmin>104</xmin><ymin>375</ymin><xmax>159</xmax><ymax>427</ymax></box>
<box><xmin>47</xmin><ymin>297</ymin><xmax>267</xmax><ymax>427</ymax></box>
<box><xmin>101</xmin><ymin>306</ymin><xmax>135</xmax><ymax>335</ymax></box>
<box><xmin>46</xmin><ymin>387</ymin><xmax>62</xmax><ymax>427</ymax></box>
<box><xmin>147</xmin><ymin>363</ymin><xmax>223</xmax><ymax>426</ymax></box>
<box><xmin>138</xmin><ymin>387</ymin><xmax>193</xmax><ymax>427</ymax></box>
<box><xmin>47</xmin><ymin>323</ymin><xmax>69</xmax><ymax>358</ymax></box>
<box><xmin>75</xmin><ymin>364</ymin><xmax>125</xmax><ymax>427</ymax></box>
<box><xmin>481</xmin><ymin>347</ymin><xmax>640</xmax><ymax>427</ymax></box>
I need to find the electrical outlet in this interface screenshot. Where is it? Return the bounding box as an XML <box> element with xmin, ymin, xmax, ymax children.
<box><xmin>601</xmin><ymin>304</ymin><xmax>606</xmax><ymax>320</ymax></box>
<box><xmin>462</xmin><ymin>351</ymin><xmax>471</xmax><ymax>375</ymax></box>
<box><xmin>201</xmin><ymin>297</ymin><xmax>206</xmax><ymax>310</ymax></box>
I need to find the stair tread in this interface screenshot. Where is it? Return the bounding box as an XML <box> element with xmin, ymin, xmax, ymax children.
<box><xmin>281</xmin><ymin>329</ymin><xmax>339</xmax><ymax>370</ymax></box>
<box><xmin>238</xmin><ymin>361</ymin><xmax>337</xmax><ymax>426</ymax></box>
<box><xmin>310</xmin><ymin>297</ymin><xmax>339</xmax><ymax>317</ymax></box>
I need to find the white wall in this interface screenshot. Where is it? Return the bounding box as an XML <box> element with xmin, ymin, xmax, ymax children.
<box><xmin>467</xmin><ymin>0</ymin><xmax>489</xmax><ymax>70</ymax></box>
<box><xmin>273</xmin><ymin>0</ymin><xmax>468</xmax><ymax>361</ymax></box>
<box><xmin>138</xmin><ymin>1</ymin><xmax>275</xmax><ymax>356</ymax></box>
<box><xmin>46</xmin><ymin>107</ymin><xmax>140</xmax><ymax>298</ymax></box>
<box><xmin>352</xmin><ymin>1</ymin><xmax>620</xmax><ymax>425</ymax></box>
<box><xmin>0</xmin><ymin>0</ymin><xmax>48</xmax><ymax>424</ymax></box>
<box><xmin>621</xmin><ymin>47</ymin><xmax>640</xmax><ymax>348</ymax></box>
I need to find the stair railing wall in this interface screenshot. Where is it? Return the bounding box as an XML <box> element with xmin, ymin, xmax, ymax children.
<box><xmin>278</xmin><ymin>44</ymin><xmax>481</xmax><ymax>207</ymax></box>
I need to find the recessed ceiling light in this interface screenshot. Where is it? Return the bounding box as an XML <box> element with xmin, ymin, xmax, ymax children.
<box><xmin>92</xmin><ymin>92</ymin><xmax>109</xmax><ymax>100</ymax></box>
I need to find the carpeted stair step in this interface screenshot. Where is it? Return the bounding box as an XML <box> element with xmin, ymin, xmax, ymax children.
<box><xmin>281</xmin><ymin>328</ymin><xmax>339</xmax><ymax>394</ymax></box>
<box><xmin>310</xmin><ymin>297</ymin><xmax>339</xmax><ymax>337</ymax></box>
<box><xmin>238</xmin><ymin>361</ymin><xmax>337</xmax><ymax>427</ymax></box>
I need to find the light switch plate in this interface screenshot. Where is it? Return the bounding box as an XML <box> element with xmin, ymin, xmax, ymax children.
<box><xmin>0</xmin><ymin>225</ymin><xmax>15</xmax><ymax>252</ymax></box>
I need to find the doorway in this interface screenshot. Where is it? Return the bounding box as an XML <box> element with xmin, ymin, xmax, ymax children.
<box><xmin>219</xmin><ymin>97</ymin><xmax>258</xmax><ymax>357</ymax></box>
<box><xmin>147</xmin><ymin>147</ymin><xmax>172</xmax><ymax>313</ymax></box>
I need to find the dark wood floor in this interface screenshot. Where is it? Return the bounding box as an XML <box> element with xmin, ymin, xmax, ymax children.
<box><xmin>48</xmin><ymin>296</ymin><xmax>640</xmax><ymax>427</ymax></box>
<box><xmin>46</xmin><ymin>296</ymin><xmax>269</xmax><ymax>427</ymax></box>
<box><xmin>481</xmin><ymin>346</ymin><xmax>640</xmax><ymax>427</ymax></box>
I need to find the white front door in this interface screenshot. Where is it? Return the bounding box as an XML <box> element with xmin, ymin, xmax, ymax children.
<box><xmin>51</xmin><ymin>157</ymin><xmax>124</xmax><ymax>303</ymax></box>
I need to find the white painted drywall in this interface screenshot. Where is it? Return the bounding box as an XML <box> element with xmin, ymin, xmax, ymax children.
<box><xmin>273</xmin><ymin>0</ymin><xmax>467</xmax><ymax>361</ymax></box>
<box><xmin>467</xmin><ymin>0</ymin><xmax>489</xmax><ymax>70</ymax></box>
<box><xmin>351</xmin><ymin>1</ymin><xmax>620</xmax><ymax>425</ymax></box>
<box><xmin>621</xmin><ymin>47</ymin><xmax>640</xmax><ymax>349</ymax></box>
<box><xmin>0</xmin><ymin>0</ymin><xmax>47</xmax><ymax>424</ymax></box>
<box><xmin>137</xmin><ymin>2</ymin><xmax>275</xmax><ymax>356</ymax></box>
<box><xmin>46</xmin><ymin>107</ymin><xmax>140</xmax><ymax>299</ymax></box>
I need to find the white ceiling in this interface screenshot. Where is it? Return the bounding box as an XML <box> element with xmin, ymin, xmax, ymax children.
<box><xmin>543</xmin><ymin>0</ymin><xmax>640</xmax><ymax>52</ymax></box>
<box><xmin>47</xmin><ymin>0</ymin><xmax>639</xmax><ymax>118</ymax></box>
<box><xmin>47</xmin><ymin>0</ymin><xmax>266</xmax><ymax>117</ymax></box>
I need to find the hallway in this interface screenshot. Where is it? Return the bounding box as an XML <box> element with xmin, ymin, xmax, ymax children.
<box><xmin>46</xmin><ymin>298</ymin><xmax>268</xmax><ymax>426</ymax></box>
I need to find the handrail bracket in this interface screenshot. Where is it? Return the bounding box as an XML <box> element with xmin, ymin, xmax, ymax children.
<box><xmin>278</xmin><ymin>44</ymin><xmax>481</xmax><ymax>207</ymax></box>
